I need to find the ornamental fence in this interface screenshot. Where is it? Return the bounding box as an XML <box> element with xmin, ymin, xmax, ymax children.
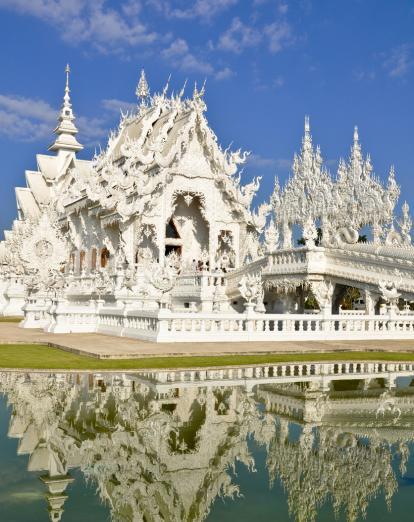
<box><xmin>42</xmin><ymin>303</ymin><xmax>414</xmax><ymax>342</ymax></box>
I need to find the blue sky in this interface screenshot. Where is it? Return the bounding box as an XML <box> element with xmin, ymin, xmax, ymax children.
<box><xmin>0</xmin><ymin>0</ymin><xmax>413</xmax><ymax>237</ymax></box>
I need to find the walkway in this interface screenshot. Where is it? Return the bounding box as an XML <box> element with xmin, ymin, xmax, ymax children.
<box><xmin>1</xmin><ymin>323</ymin><xmax>414</xmax><ymax>359</ymax></box>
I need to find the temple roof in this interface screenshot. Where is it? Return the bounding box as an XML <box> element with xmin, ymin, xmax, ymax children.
<box><xmin>15</xmin><ymin>187</ymin><xmax>40</xmax><ymax>220</ymax></box>
<box><xmin>36</xmin><ymin>154</ymin><xmax>59</xmax><ymax>181</ymax></box>
<box><xmin>110</xmin><ymin>103</ymin><xmax>195</xmax><ymax>167</ymax></box>
<box><xmin>25</xmin><ymin>170</ymin><xmax>51</xmax><ymax>205</ymax></box>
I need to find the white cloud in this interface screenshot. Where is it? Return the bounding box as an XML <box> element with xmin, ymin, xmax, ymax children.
<box><xmin>0</xmin><ymin>109</ymin><xmax>51</xmax><ymax>141</ymax></box>
<box><xmin>383</xmin><ymin>44</ymin><xmax>413</xmax><ymax>78</ymax></box>
<box><xmin>0</xmin><ymin>0</ymin><xmax>159</xmax><ymax>53</ymax></box>
<box><xmin>253</xmin><ymin>0</ymin><xmax>288</xmax><ymax>12</ymax></box>
<box><xmin>162</xmin><ymin>38</ymin><xmax>189</xmax><ymax>59</ymax></box>
<box><xmin>0</xmin><ymin>94</ymin><xmax>55</xmax><ymax>123</ymax></box>
<box><xmin>278</xmin><ymin>2</ymin><xmax>288</xmax><ymax>14</ymax></box>
<box><xmin>0</xmin><ymin>94</ymin><xmax>55</xmax><ymax>141</ymax></box>
<box><xmin>161</xmin><ymin>39</ymin><xmax>234</xmax><ymax>78</ymax></box>
<box><xmin>218</xmin><ymin>17</ymin><xmax>262</xmax><ymax>53</ymax></box>
<box><xmin>264</xmin><ymin>21</ymin><xmax>292</xmax><ymax>53</ymax></box>
<box><xmin>148</xmin><ymin>0</ymin><xmax>237</xmax><ymax>20</ymax></box>
<box><xmin>218</xmin><ymin>16</ymin><xmax>292</xmax><ymax>55</ymax></box>
<box><xmin>215</xmin><ymin>67</ymin><xmax>235</xmax><ymax>81</ymax></box>
<box><xmin>161</xmin><ymin>38</ymin><xmax>214</xmax><ymax>75</ymax></box>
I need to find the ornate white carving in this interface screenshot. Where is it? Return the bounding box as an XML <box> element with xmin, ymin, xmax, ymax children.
<box><xmin>302</xmin><ymin>216</ymin><xmax>318</xmax><ymax>247</ymax></box>
<box><xmin>378</xmin><ymin>281</ymin><xmax>401</xmax><ymax>306</ymax></box>
<box><xmin>238</xmin><ymin>273</ymin><xmax>263</xmax><ymax>305</ymax></box>
<box><xmin>310</xmin><ymin>280</ymin><xmax>334</xmax><ymax>310</ymax></box>
<box><xmin>149</xmin><ymin>265</ymin><xmax>176</xmax><ymax>306</ymax></box>
<box><xmin>93</xmin><ymin>269</ymin><xmax>113</xmax><ymax>298</ymax></box>
<box><xmin>270</xmin><ymin>120</ymin><xmax>401</xmax><ymax>247</ymax></box>
<box><xmin>335</xmin><ymin>226</ymin><xmax>359</xmax><ymax>245</ymax></box>
<box><xmin>19</xmin><ymin>213</ymin><xmax>68</xmax><ymax>282</ymax></box>
<box><xmin>264</xmin><ymin>220</ymin><xmax>279</xmax><ymax>253</ymax></box>
<box><xmin>398</xmin><ymin>201</ymin><xmax>412</xmax><ymax>245</ymax></box>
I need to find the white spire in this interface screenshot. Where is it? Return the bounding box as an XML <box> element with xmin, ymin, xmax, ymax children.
<box><xmin>301</xmin><ymin>115</ymin><xmax>312</xmax><ymax>155</ymax></box>
<box><xmin>162</xmin><ymin>73</ymin><xmax>171</xmax><ymax>97</ymax></box>
<box><xmin>136</xmin><ymin>68</ymin><xmax>150</xmax><ymax>101</ymax></box>
<box><xmin>353</xmin><ymin>125</ymin><xmax>359</xmax><ymax>143</ymax></box>
<box><xmin>179</xmin><ymin>79</ymin><xmax>187</xmax><ymax>98</ymax></box>
<box><xmin>304</xmin><ymin>115</ymin><xmax>310</xmax><ymax>134</ymax></box>
<box><xmin>350</xmin><ymin>124</ymin><xmax>362</xmax><ymax>168</ymax></box>
<box><xmin>49</xmin><ymin>64</ymin><xmax>83</xmax><ymax>155</ymax></box>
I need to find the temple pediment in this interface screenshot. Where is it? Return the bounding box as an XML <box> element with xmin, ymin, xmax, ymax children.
<box><xmin>174</xmin><ymin>133</ymin><xmax>214</xmax><ymax>179</ymax></box>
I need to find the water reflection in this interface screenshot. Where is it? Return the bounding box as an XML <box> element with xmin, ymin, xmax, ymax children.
<box><xmin>1</xmin><ymin>366</ymin><xmax>414</xmax><ymax>522</ymax></box>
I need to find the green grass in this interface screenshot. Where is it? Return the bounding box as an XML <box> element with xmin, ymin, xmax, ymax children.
<box><xmin>0</xmin><ymin>317</ymin><xmax>22</xmax><ymax>323</ymax></box>
<box><xmin>1</xmin><ymin>343</ymin><xmax>414</xmax><ymax>370</ymax></box>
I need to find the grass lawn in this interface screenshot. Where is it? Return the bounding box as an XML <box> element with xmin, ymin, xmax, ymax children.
<box><xmin>0</xmin><ymin>317</ymin><xmax>22</xmax><ymax>323</ymax></box>
<box><xmin>1</xmin><ymin>343</ymin><xmax>414</xmax><ymax>370</ymax></box>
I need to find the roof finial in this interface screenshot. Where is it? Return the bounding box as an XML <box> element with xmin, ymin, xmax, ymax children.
<box><xmin>350</xmin><ymin>125</ymin><xmax>362</xmax><ymax>165</ymax></box>
<box><xmin>136</xmin><ymin>68</ymin><xmax>150</xmax><ymax>101</ymax></box>
<box><xmin>65</xmin><ymin>64</ymin><xmax>70</xmax><ymax>89</ymax></box>
<box><xmin>48</xmin><ymin>64</ymin><xmax>83</xmax><ymax>155</ymax></box>
<box><xmin>63</xmin><ymin>64</ymin><xmax>71</xmax><ymax>109</ymax></box>
<box><xmin>301</xmin><ymin>115</ymin><xmax>313</xmax><ymax>155</ymax></box>
<box><xmin>354</xmin><ymin>125</ymin><xmax>359</xmax><ymax>144</ymax></box>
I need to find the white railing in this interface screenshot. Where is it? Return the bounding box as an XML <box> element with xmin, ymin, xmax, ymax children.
<box><xmin>266</xmin><ymin>249</ymin><xmax>307</xmax><ymax>268</ymax></box>
<box><xmin>41</xmin><ymin>300</ymin><xmax>414</xmax><ymax>342</ymax></box>
<box><xmin>155</xmin><ymin>312</ymin><xmax>414</xmax><ymax>342</ymax></box>
<box><xmin>175</xmin><ymin>272</ymin><xmax>226</xmax><ymax>289</ymax></box>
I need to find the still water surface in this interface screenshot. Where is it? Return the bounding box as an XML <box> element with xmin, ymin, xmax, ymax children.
<box><xmin>1</xmin><ymin>366</ymin><xmax>414</xmax><ymax>521</ymax></box>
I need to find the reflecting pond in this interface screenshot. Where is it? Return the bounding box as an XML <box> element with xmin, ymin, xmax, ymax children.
<box><xmin>1</xmin><ymin>363</ymin><xmax>414</xmax><ymax>521</ymax></box>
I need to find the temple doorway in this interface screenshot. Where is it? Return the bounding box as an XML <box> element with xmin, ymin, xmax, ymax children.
<box><xmin>166</xmin><ymin>195</ymin><xmax>209</xmax><ymax>266</ymax></box>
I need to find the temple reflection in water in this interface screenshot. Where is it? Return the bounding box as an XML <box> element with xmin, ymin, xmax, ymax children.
<box><xmin>1</xmin><ymin>363</ymin><xmax>414</xmax><ymax>522</ymax></box>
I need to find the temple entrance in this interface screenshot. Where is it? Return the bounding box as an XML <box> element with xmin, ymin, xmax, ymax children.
<box><xmin>165</xmin><ymin>195</ymin><xmax>209</xmax><ymax>267</ymax></box>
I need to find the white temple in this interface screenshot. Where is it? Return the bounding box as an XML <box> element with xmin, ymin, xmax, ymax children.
<box><xmin>1</xmin><ymin>66</ymin><xmax>414</xmax><ymax>342</ymax></box>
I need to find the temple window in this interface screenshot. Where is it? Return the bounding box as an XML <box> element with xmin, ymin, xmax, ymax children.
<box><xmin>91</xmin><ymin>248</ymin><xmax>97</xmax><ymax>270</ymax></box>
<box><xmin>69</xmin><ymin>252</ymin><xmax>75</xmax><ymax>272</ymax></box>
<box><xmin>101</xmin><ymin>247</ymin><xmax>110</xmax><ymax>268</ymax></box>
<box><xmin>79</xmin><ymin>250</ymin><xmax>85</xmax><ymax>271</ymax></box>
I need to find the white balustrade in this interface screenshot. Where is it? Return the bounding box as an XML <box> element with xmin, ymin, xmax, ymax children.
<box><xmin>37</xmin><ymin>297</ymin><xmax>414</xmax><ymax>342</ymax></box>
